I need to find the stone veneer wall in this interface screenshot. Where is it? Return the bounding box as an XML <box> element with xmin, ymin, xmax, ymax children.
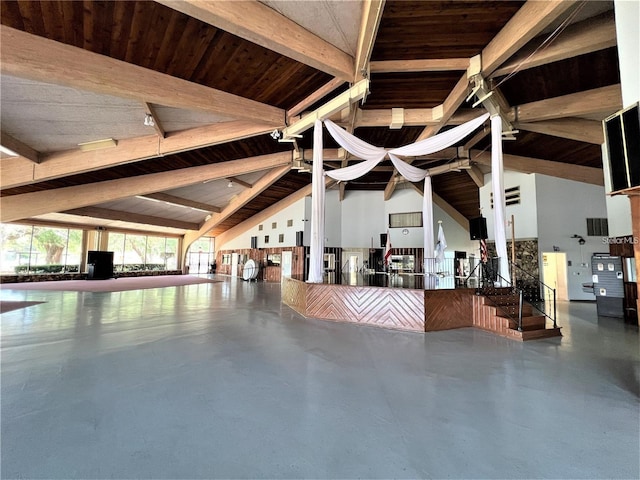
<box><xmin>487</xmin><ymin>238</ymin><xmax>539</xmax><ymax>284</ymax></box>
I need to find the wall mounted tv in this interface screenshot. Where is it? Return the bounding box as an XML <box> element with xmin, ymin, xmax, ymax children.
<box><xmin>603</xmin><ymin>102</ymin><xmax>640</xmax><ymax>193</ymax></box>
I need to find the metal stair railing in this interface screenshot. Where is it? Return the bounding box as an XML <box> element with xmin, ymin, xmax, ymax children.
<box><xmin>510</xmin><ymin>262</ymin><xmax>557</xmax><ymax>329</ymax></box>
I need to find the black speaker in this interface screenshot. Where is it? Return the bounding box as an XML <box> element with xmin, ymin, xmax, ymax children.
<box><xmin>380</xmin><ymin>233</ymin><xmax>387</xmax><ymax>248</ymax></box>
<box><xmin>250</xmin><ymin>236</ymin><xmax>258</xmax><ymax>249</ymax></box>
<box><xmin>469</xmin><ymin>217</ymin><xmax>487</xmax><ymax>240</ymax></box>
<box><xmin>296</xmin><ymin>231</ymin><xmax>304</xmax><ymax>247</ymax></box>
<box><xmin>604</xmin><ymin>103</ymin><xmax>640</xmax><ymax>192</ymax></box>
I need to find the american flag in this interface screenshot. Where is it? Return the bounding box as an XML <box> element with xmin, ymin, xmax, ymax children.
<box><xmin>480</xmin><ymin>238</ymin><xmax>488</xmax><ymax>263</ymax></box>
<box><xmin>384</xmin><ymin>231</ymin><xmax>392</xmax><ymax>267</ymax></box>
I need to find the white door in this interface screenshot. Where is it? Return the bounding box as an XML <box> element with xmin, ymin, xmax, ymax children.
<box><xmin>231</xmin><ymin>253</ymin><xmax>239</xmax><ymax>277</ymax></box>
<box><xmin>541</xmin><ymin>252</ymin><xmax>568</xmax><ymax>300</ymax></box>
<box><xmin>281</xmin><ymin>251</ymin><xmax>293</xmax><ymax>279</ymax></box>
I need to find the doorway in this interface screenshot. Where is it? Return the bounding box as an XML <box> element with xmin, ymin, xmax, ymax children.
<box><xmin>281</xmin><ymin>251</ymin><xmax>293</xmax><ymax>279</ymax></box>
<box><xmin>231</xmin><ymin>253</ymin><xmax>239</xmax><ymax>277</ymax></box>
<box><xmin>541</xmin><ymin>252</ymin><xmax>569</xmax><ymax>301</ymax></box>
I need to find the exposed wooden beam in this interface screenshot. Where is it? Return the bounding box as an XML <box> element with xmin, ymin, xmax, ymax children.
<box><xmin>357</xmin><ymin>108</ymin><xmax>439</xmax><ymax>127</ymax></box>
<box><xmin>0</xmin><ymin>26</ymin><xmax>284</xmax><ymax>126</ymax></box>
<box><xmin>509</xmin><ymin>84</ymin><xmax>622</xmax><ymax>123</ymax></box>
<box><xmin>463</xmin><ymin>127</ymin><xmax>491</xmax><ymax>151</ymax></box>
<box><xmin>481</xmin><ymin>0</ymin><xmax>579</xmax><ymax>76</ymax></box>
<box><xmin>0</xmin><ymin>131</ymin><xmax>40</xmax><ymax>164</ymax></box>
<box><xmin>0</xmin><ymin>152</ymin><xmax>292</xmax><ymax>222</ymax></box>
<box><xmin>143</xmin><ymin>193</ymin><xmax>221</xmax><ymax>213</ymax></box>
<box><xmin>214</xmin><ymin>178</ymin><xmax>334</xmax><ymax>248</ymax></box>
<box><xmin>472</xmin><ymin>150</ymin><xmax>604</xmax><ymax>186</ymax></box>
<box><xmin>286</xmin><ymin>78</ymin><xmax>345</xmax><ymax>121</ymax></box>
<box><xmin>415</xmin><ymin>73</ymin><xmax>470</xmax><ymax>142</ymax></box>
<box><xmin>157</xmin><ymin>0</ymin><xmax>354</xmax><ymax>81</ymax></box>
<box><xmin>226</xmin><ymin>176</ymin><xmax>253</xmax><ymax>189</ymax></box>
<box><xmin>516</xmin><ymin>118</ymin><xmax>605</xmax><ymax>144</ymax></box>
<box><xmin>1</xmin><ymin>121</ymin><xmax>274</xmax><ymax>189</ymax></box>
<box><xmin>370</xmin><ymin>58</ymin><xmax>469</xmax><ymax>73</ymax></box>
<box><xmin>432</xmin><ymin>193</ymin><xmax>470</xmax><ymax>230</ymax></box>
<box><xmin>63</xmin><ymin>206</ymin><xmax>200</xmax><ymax>231</ymax></box>
<box><xmin>467</xmin><ymin>165</ymin><xmax>485</xmax><ymax>188</ymax></box>
<box><xmin>184</xmin><ymin>165</ymin><xmax>291</xmax><ymax>252</ymax></box>
<box><xmin>354</xmin><ymin>0</ymin><xmax>385</xmax><ymax>81</ymax></box>
<box><xmin>491</xmin><ymin>11</ymin><xmax>616</xmax><ymax>78</ymax></box>
<box><xmin>142</xmin><ymin>102</ymin><xmax>166</xmax><ymax>138</ymax></box>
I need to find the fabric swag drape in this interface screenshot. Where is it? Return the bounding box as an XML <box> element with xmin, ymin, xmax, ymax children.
<box><xmin>307</xmin><ymin>111</ymin><xmax>504</xmax><ymax>284</ymax></box>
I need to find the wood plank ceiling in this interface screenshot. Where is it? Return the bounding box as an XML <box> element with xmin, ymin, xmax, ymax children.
<box><xmin>0</xmin><ymin>0</ymin><xmax>622</xmax><ymax>240</ymax></box>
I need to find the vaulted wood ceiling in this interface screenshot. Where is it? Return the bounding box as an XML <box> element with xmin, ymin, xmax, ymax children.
<box><xmin>0</xmin><ymin>0</ymin><xmax>622</xmax><ymax>243</ymax></box>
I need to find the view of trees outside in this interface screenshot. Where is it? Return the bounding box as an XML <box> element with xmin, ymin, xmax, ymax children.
<box><xmin>108</xmin><ymin>232</ymin><xmax>178</xmax><ymax>271</ymax></box>
<box><xmin>187</xmin><ymin>237</ymin><xmax>214</xmax><ymax>274</ymax></box>
<box><xmin>0</xmin><ymin>224</ymin><xmax>82</xmax><ymax>274</ymax></box>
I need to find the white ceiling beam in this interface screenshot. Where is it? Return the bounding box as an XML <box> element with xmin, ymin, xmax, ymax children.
<box><xmin>286</xmin><ymin>78</ymin><xmax>345</xmax><ymax>121</ymax></box>
<box><xmin>509</xmin><ymin>84</ymin><xmax>622</xmax><ymax>123</ymax></box>
<box><xmin>370</xmin><ymin>58</ymin><xmax>470</xmax><ymax>73</ymax></box>
<box><xmin>142</xmin><ymin>193</ymin><xmax>222</xmax><ymax>213</ymax></box>
<box><xmin>157</xmin><ymin>0</ymin><xmax>354</xmax><ymax>81</ymax></box>
<box><xmin>281</xmin><ymin>79</ymin><xmax>369</xmax><ymax>140</ymax></box>
<box><xmin>491</xmin><ymin>11</ymin><xmax>616</xmax><ymax>78</ymax></box>
<box><xmin>0</xmin><ymin>131</ymin><xmax>40</xmax><ymax>164</ymax></box>
<box><xmin>62</xmin><ymin>206</ymin><xmax>200</xmax><ymax>231</ymax></box>
<box><xmin>0</xmin><ymin>26</ymin><xmax>284</xmax><ymax>126</ymax></box>
<box><xmin>142</xmin><ymin>102</ymin><xmax>166</xmax><ymax>138</ymax></box>
<box><xmin>0</xmin><ymin>152</ymin><xmax>292</xmax><ymax>222</ymax></box>
<box><xmin>1</xmin><ymin>121</ymin><xmax>274</xmax><ymax>189</ymax></box>
<box><xmin>481</xmin><ymin>0</ymin><xmax>579</xmax><ymax>76</ymax></box>
<box><xmin>354</xmin><ymin>0</ymin><xmax>386</xmax><ymax>81</ymax></box>
<box><xmin>472</xmin><ymin>150</ymin><xmax>604</xmax><ymax>186</ymax></box>
<box><xmin>516</xmin><ymin>118</ymin><xmax>605</xmax><ymax>144</ymax></box>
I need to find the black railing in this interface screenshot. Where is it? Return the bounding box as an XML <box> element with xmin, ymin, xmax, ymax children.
<box><xmin>510</xmin><ymin>262</ymin><xmax>557</xmax><ymax>328</ymax></box>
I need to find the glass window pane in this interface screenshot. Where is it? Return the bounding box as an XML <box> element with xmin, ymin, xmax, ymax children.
<box><xmin>107</xmin><ymin>232</ymin><xmax>126</xmax><ymax>272</ymax></box>
<box><xmin>32</xmin><ymin>226</ymin><xmax>69</xmax><ymax>273</ymax></box>
<box><xmin>145</xmin><ymin>236</ymin><xmax>167</xmax><ymax>270</ymax></box>
<box><xmin>0</xmin><ymin>224</ymin><xmax>33</xmax><ymax>274</ymax></box>
<box><xmin>165</xmin><ymin>238</ymin><xmax>178</xmax><ymax>270</ymax></box>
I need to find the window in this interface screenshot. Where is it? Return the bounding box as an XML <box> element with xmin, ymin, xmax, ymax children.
<box><xmin>279</xmin><ymin>234</ymin><xmax>284</xmax><ymax>243</ymax></box>
<box><xmin>389</xmin><ymin>212</ymin><xmax>422</xmax><ymax>228</ymax></box>
<box><xmin>0</xmin><ymin>224</ymin><xmax>82</xmax><ymax>274</ymax></box>
<box><xmin>109</xmin><ymin>232</ymin><xmax>180</xmax><ymax>272</ymax></box>
<box><xmin>258</xmin><ymin>224</ymin><xmax>263</xmax><ymax>231</ymax></box>
<box><xmin>272</xmin><ymin>222</ymin><xmax>277</xmax><ymax>229</ymax></box>
<box><xmin>287</xmin><ymin>219</ymin><xmax>293</xmax><ymax>227</ymax></box>
<box><xmin>587</xmin><ymin>218</ymin><xmax>609</xmax><ymax>236</ymax></box>
<box><xmin>264</xmin><ymin>235</ymin><xmax>269</xmax><ymax>244</ymax></box>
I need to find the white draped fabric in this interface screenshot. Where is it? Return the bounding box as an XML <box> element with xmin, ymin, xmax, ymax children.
<box><xmin>307</xmin><ymin>120</ymin><xmax>325</xmax><ymax>283</ymax></box>
<box><xmin>306</xmin><ymin>112</ymin><xmax>491</xmax><ymax>284</ymax></box>
<box><xmin>491</xmin><ymin>115</ymin><xmax>511</xmax><ymax>284</ymax></box>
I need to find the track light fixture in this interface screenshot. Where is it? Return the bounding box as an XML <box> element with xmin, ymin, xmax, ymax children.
<box><xmin>144</xmin><ymin>113</ymin><xmax>155</xmax><ymax>127</ymax></box>
<box><xmin>228</xmin><ymin>180</ymin><xmax>233</xmax><ymax>188</ymax></box>
<box><xmin>270</xmin><ymin>129</ymin><xmax>282</xmax><ymax>140</ymax></box>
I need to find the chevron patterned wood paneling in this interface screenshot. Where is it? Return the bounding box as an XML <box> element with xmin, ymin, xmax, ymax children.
<box><xmin>305</xmin><ymin>284</ymin><xmax>424</xmax><ymax>332</ymax></box>
<box><xmin>282</xmin><ymin>277</ymin><xmax>307</xmax><ymax>315</ymax></box>
<box><xmin>424</xmin><ymin>288</ymin><xmax>475</xmax><ymax>331</ymax></box>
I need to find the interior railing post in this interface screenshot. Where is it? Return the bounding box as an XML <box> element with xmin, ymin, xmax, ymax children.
<box><xmin>553</xmin><ymin>289</ymin><xmax>557</xmax><ymax>328</ymax></box>
<box><xmin>518</xmin><ymin>289</ymin><xmax>523</xmax><ymax>331</ymax></box>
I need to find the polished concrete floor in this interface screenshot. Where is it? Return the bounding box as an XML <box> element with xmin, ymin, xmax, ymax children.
<box><xmin>1</xmin><ymin>276</ymin><xmax>638</xmax><ymax>479</ymax></box>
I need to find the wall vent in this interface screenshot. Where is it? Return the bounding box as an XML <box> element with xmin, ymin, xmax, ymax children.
<box><xmin>490</xmin><ymin>186</ymin><xmax>520</xmax><ymax>208</ymax></box>
<box><xmin>389</xmin><ymin>212</ymin><xmax>422</xmax><ymax>228</ymax></box>
<box><xmin>587</xmin><ymin>218</ymin><xmax>609</xmax><ymax>236</ymax></box>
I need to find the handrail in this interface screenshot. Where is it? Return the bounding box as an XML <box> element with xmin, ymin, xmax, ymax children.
<box><xmin>510</xmin><ymin>261</ymin><xmax>557</xmax><ymax>328</ymax></box>
<box><xmin>462</xmin><ymin>257</ymin><xmax>558</xmax><ymax>331</ymax></box>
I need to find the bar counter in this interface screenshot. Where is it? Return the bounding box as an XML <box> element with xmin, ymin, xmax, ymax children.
<box><xmin>282</xmin><ymin>273</ymin><xmax>475</xmax><ymax>333</ymax></box>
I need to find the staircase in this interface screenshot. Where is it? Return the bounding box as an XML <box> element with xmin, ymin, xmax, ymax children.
<box><xmin>472</xmin><ymin>291</ymin><xmax>562</xmax><ymax>341</ymax></box>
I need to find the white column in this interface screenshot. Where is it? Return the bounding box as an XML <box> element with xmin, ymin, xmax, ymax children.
<box><xmin>307</xmin><ymin>120</ymin><xmax>325</xmax><ymax>283</ymax></box>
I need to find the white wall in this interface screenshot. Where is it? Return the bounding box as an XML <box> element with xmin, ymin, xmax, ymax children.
<box><xmin>221</xmin><ymin>188</ymin><xmax>476</xmax><ymax>256</ymax></box>
<box><xmin>480</xmin><ymin>171</ymin><xmax>538</xmax><ymax>240</ymax></box>
<box><xmin>535</xmin><ymin>174</ymin><xmax>608</xmax><ymax>300</ymax></box>
<box><xmin>221</xmin><ymin>199</ymin><xmax>306</xmax><ymax>250</ymax></box>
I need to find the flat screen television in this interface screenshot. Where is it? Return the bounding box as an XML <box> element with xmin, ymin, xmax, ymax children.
<box><xmin>604</xmin><ymin>102</ymin><xmax>640</xmax><ymax>193</ymax></box>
